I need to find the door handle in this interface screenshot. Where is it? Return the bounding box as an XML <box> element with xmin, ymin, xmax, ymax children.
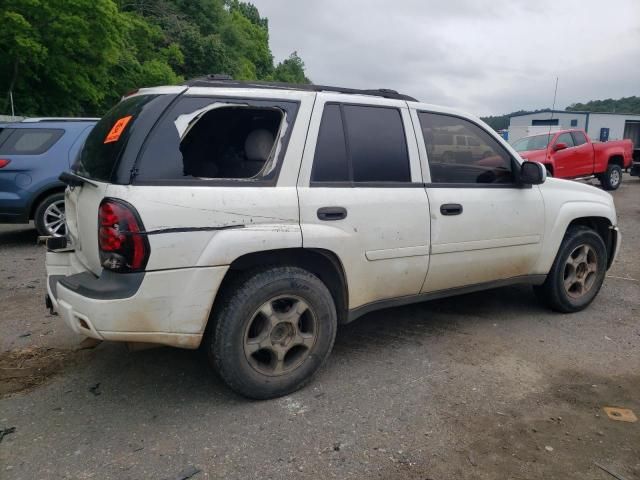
<box><xmin>440</xmin><ymin>203</ymin><xmax>463</xmax><ymax>216</ymax></box>
<box><xmin>317</xmin><ymin>206</ymin><xmax>347</xmax><ymax>221</ymax></box>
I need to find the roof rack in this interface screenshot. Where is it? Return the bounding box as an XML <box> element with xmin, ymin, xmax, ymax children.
<box><xmin>22</xmin><ymin>117</ymin><xmax>100</xmax><ymax>123</ymax></box>
<box><xmin>183</xmin><ymin>75</ymin><xmax>418</xmax><ymax>102</ymax></box>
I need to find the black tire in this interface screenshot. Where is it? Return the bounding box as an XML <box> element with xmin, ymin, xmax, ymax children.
<box><xmin>533</xmin><ymin>226</ymin><xmax>607</xmax><ymax>313</ymax></box>
<box><xmin>209</xmin><ymin>266</ymin><xmax>337</xmax><ymax>400</ymax></box>
<box><xmin>34</xmin><ymin>192</ymin><xmax>66</xmax><ymax>237</ymax></box>
<box><xmin>599</xmin><ymin>164</ymin><xmax>622</xmax><ymax>191</ymax></box>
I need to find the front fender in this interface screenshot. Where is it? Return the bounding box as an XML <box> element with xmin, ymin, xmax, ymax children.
<box><xmin>534</xmin><ymin>180</ymin><xmax>616</xmax><ymax>273</ymax></box>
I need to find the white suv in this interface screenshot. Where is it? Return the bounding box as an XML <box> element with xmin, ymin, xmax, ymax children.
<box><xmin>45</xmin><ymin>78</ymin><xmax>620</xmax><ymax>399</ymax></box>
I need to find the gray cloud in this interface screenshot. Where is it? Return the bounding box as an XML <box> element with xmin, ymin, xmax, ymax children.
<box><xmin>252</xmin><ymin>0</ymin><xmax>640</xmax><ymax>115</ymax></box>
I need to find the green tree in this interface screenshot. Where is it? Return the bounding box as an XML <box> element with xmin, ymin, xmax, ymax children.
<box><xmin>1</xmin><ymin>0</ymin><xmax>310</xmax><ymax>116</ymax></box>
<box><xmin>270</xmin><ymin>52</ymin><xmax>310</xmax><ymax>84</ymax></box>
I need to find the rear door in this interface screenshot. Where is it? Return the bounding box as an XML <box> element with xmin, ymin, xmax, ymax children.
<box><xmin>297</xmin><ymin>94</ymin><xmax>430</xmax><ymax>310</ymax></box>
<box><xmin>413</xmin><ymin>108</ymin><xmax>544</xmax><ymax>292</ymax></box>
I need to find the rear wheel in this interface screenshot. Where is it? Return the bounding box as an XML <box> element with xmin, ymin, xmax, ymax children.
<box><xmin>209</xmin><ymin>266</ymin><xmax>337</xmax><ymax>399</ymax></box>
<box><xmin>34</xmin><ymin>192</ymin><xmax>66</xmax><ymax>237</ymax></box>
<box><xmin>533</xmin><ymin>226</ymin><xmax>607</xmax><ymax>313</ymax></box>
<box><xmin>600</xmin><ymin>164</ymin><xmax>622</xmax><ymax>190</ymax></box>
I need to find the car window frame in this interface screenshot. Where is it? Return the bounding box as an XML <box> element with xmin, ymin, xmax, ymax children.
<box><xmin>417</xmin><ymin>110</ymin><xmax>525</xmax><ymax>189</ymax></box>
<box><xmin>555</xmin><ymin>132</ymin><xmax>575</xmax><ymax>149</ymax></box>
<box><xmin>310</xmin><ymin>101</ymin><xmax>422</xmax><ymax>188</ymax></box>
<box><xmin>570</xmin><ymin>131</ymin><xmax>587</xmax><ymax>146</ymax></box>
<box><xmin>131</xmin><ymin>95</ymin><xmax>300</xmax><ymax>187</ymax></box>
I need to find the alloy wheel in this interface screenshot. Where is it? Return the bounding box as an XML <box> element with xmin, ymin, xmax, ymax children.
<box><xmin>243</xmin><ymin>295</ymin><xmax>317</xmax><ymax>376</ymax></box>
<box><xmin>43</xmin><ymin>200</ymin><xmax>67</xmax><ymax>237</ymax></box>
<box><xmin>563</xmin><ymin>244</ymin><xmax>598</xmax><ymax>299</ymax></box>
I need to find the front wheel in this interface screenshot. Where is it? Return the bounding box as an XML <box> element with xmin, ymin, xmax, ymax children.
<box><xmin>34</xmin><ymin>192</ymin><xmax>66</xmax><ymax>237</ymax></box>
<box><xmin>600</xmin><ymin>164</ymin><xmax>622</xmax><ymax>190</ymax></box>
<box><xmin>533</xmin><ymin>226</ymin><xmax>607</xmax><ymax>313</ymax></box>
<box><xmin>209</xmin><ymin>267</ymin><xmax>337</xmax><ymax>399</ymax></box>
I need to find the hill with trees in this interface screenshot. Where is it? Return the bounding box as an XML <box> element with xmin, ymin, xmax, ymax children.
<box><xmin>482</xmin><ymin>96</ymin><xmax>640</xmax><ymax>131</ymax></box>
<box><xmin>1</xmin><ymin>0</ymin><xmax>309</xmax><ymax>116</ymax></box>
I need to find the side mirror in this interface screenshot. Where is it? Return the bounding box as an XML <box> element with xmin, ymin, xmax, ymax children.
<box><xmin>553</xmin><ymin>142</ymin><xmax>567</xmax><ymax>151</ymax></box>
<box><xmin>520</xmin><ymin>161</ymin><xmax>546</xmax><ymax>185</ymax></box>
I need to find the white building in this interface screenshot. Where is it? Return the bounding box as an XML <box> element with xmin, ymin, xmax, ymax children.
<box><xmin>508</xmin><ymin>110</ymin><xmax>640</xmax><ymax>149</ymax></box>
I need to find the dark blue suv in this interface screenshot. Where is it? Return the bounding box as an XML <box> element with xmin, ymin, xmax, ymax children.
<box><xmin>0</xmin><ymin>118</ymin><xmax>97</xmax><ymax>236</ymax></box>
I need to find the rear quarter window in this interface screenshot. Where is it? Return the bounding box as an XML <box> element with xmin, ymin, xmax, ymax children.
<box><xmin>0</xmin><ymin>128</ymin><xmax>64</xmax><ymax>155</ymax></box>
<box><xmin>73</xmin><ymin>95</ymin><xmax>159</xmax><ymax>182</ymax></box>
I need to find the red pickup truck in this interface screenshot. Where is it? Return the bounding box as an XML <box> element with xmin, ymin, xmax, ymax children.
<box><xmin>512</xmin><ymin>129</ymin><xmax>633</xmax><ymax>190</ymax></box>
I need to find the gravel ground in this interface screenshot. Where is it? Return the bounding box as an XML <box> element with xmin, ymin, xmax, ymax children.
<box><xmin>1</xmin><ymin>176</ymin><xmax>639</xmax><ymax>479</ymax></box>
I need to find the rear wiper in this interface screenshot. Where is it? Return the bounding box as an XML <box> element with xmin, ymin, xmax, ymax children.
<box><xmin>59</xmin><ymin>171</ymin><xmax>98</xmax><ymax>188</ymax></box>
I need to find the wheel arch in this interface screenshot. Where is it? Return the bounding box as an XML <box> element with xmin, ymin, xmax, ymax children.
<box><xmin>608</xmin><ymin>155</ymin><xmax>624</xmax><ymax>169</ymax></box>
<box><xmin>28</xmin><ymin>183</ymin><xmax>66</xmax><ymax>220</ymax></box>
<box><xmin>212</xmin><ymin>248</ymin><xmax>349</xmax><ymax>325</ymax></box>
<box><xmin>567</xmin><ymin>217</ymin><xmax>616</xmax><ymax>269</ymax></box>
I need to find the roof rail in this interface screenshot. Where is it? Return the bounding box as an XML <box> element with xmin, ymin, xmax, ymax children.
<box><xmin>22</xmin><ymin>117</ymin><xmax>100</xmax><ymax>123</ymax></box>
<box><xmin>183</xmin><ymin>75</ymin><xmax>418</xmax><ymax>102</ymax></box>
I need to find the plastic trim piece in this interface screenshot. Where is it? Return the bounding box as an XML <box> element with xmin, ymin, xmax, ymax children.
<box><xmin>346</xmin><ymin>275</ymin><xmax>547</xmax><ymax>322</ymax></box>
<box><xmin>57</xmin><ymin>270</ymin><xmax>145</xmax><ymax>300</ymax></box>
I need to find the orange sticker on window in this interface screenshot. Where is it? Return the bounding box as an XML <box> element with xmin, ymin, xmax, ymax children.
<box><xmin>104</xmin><ymin>115</ymin><xmax>133</xmax><ymax>144</ymax></box>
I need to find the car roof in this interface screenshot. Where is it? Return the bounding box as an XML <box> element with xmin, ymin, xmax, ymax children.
<box><xmin>1</xmin><ymin>119</ymin><xmax>98</xmax><ymax>129</ymax></box>
<box><xmin>182</xmin><ymin>76</ymin><xmax>418</xmax><ymax>102</ymax></box>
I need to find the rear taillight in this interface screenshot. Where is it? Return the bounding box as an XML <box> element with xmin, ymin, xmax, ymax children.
<box><xmin>98</xmin><ymin>199</ymin><xmax>149</xmax><ymax>272</ymax></box>
<box><xmin>0</xmin><ymin>159</ymin><xmax>10</xmax><ymax>168</ymax></box>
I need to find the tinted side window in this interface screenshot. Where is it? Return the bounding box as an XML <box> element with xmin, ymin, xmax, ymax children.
<box><xmin>342</xmin><ymin>105</ymin><xmax>410</xmax><ymax>183</ymax></box>
<box><xmin>419</xmin><ymin>112</ymin><xmax>514</xmax><ymax>184</ymax></box>
<box><xmin>0</xmin><ymin>128</ymin><xmax>64</xmax><ymax>155</ymax></box>
<box><xmin>571</xmin><ymin>131</ymin><xmax>587</xmax><ymax>146</ymax></box>
<box><xmin>556</xmin><ymin>132</ymin><xmax>575</xmax><ymax>147</ymax></box>
<box><xmin>311</xmin><ymin>105</ymin><xmax>349</xmax><ymax>182</ymax></box>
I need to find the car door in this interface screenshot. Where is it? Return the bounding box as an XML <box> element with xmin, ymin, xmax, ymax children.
<box><xmin>569</xmin><ymin>131</ymin><xmax>594</xmax><ymax>176</ymax></box>
<box><xmin>551</xmin><ymin>132</ymin><xmax>579</xmax><ymax>177</ymax></box>
<box><xmin>412</xmin><ymin>109</ymin><xmax>545</xmax><ymax>293</ymax></box>
<box><xmin>297</xmin><ymin>94</ymin><xmax>430</xmax><ymax>310</ymax></box>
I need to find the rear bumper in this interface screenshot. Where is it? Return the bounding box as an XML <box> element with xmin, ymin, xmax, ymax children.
<box><xmin>46</xmin><ymin>251</ymin><xmax>229</xmax><ymax>349</ymax></box>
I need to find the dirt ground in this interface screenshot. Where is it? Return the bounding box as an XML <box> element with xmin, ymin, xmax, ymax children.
<box><xmin>1</xmin><ymin>176</ymin><xmax>639</xmax><ymax>480</ymax></box>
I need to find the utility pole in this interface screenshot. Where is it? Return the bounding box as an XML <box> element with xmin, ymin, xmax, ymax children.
<box><xmin>9</xmin><ymin>91</ymin><xmax>15</xmax><ymax>119</ymax></box>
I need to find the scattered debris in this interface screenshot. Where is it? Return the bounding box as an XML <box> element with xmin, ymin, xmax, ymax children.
<box><xmin>165</xmin><ymin>466</ymin><xmax>201</xmax><ymax>480</ymax></box>
<box><xmin>0</xmin><ymin>347</ymin><xmax>74</xmax><ymax>396</ymax></box>
<box><xmin>89</xmin><ymin>383</ymin><xmax>101</xmax><ymax>396</ymax></box>
<box><xmin>18</xmin><ymin>332</ymin><xmax>31</xmax><ymax>338</ymax></box>
<box><xmin>603</xmin><ymin>407</ymin><xmax>637</xmax><ymax>423</ymax></box>
<box><xmin>594</xmin><ymin>462</ymin><xmax>629</xmax><ymax>480</ymax></box>
<box><xmin>0</xmin><ymin>427</ymin><xmax>16</xmax><ymax>443</ymax></box>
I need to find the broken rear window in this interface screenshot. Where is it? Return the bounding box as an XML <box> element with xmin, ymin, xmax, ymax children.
<box><xmin>134</xmin><ymin>97</ymin><xmax>299</xmax><ymax>184</ymax></box>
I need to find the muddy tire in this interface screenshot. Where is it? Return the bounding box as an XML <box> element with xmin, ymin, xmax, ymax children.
<box><xmin>208</xmin><ymin>266</ymin><xmax>337</xmax><ymax>400</ymax></box>
<box><xmin>599</xmin><ymin>164</ymin><xmax>622</xmax><ymax>191</ymax></box>
<box><xmin>533</xmin><ymin>226</ymin><xmax>607</xmax><ymax>313</ymax></box>
<box><xmin>34</xmin><ymin>192</ymin><xmax>66</xmax><ymax>237</ymax></box>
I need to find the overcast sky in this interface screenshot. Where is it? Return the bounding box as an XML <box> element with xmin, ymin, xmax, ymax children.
<box><xmin>251</xmin><ymin>0</ymin><xmax>640</xmax><ymax>116</ymax></box>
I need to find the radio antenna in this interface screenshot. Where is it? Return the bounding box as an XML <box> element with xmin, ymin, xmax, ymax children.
<box><xmin>544</xmin><ymin>77</ymin><xmax>559</xmax><ymax>160</ymax></box>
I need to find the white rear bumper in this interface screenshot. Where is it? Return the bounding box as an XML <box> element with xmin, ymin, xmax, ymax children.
<box><xmin>46</xmin><ymin>251</ymin><xmax>228</xmax><ymax>349</ymax></box>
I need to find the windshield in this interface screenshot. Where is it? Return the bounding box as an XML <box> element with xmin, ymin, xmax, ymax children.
<box><xmin>512</xmin><ymin>134</ymin><xmax>553</xmax><ymax>152</ymax></box>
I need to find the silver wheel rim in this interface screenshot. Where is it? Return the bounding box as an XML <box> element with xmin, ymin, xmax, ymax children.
<box><xmin>563</xmin><ymin>244</ymin><xmax>598</xmax><ymax>299</ymax></box>
<box><xmin>43</xmin><ymin>200</ymin><xmax>66</xmax><ymax>237</ymax></box>
<box><xmin>243</xmin><ymin>295</ymin><xmax>317</xmax><ymax>376</ymax></box>
<box><xmin>610</xmin><ymin>169</ymin><xmax>620</xmax><ymax>186</ymax></box>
